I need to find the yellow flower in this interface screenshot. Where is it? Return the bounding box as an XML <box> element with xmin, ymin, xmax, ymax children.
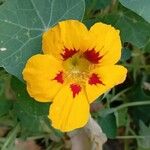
<box><xmin>23</xmin><ymin>20</ymin><xmax>127</xmax><ymax>132</ymax></box>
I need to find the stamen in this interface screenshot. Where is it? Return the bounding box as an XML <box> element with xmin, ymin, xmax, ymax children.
<box><xmin>62</xmin><ymin>49</ymin><xmax>100</xmax><ymax>87</ymax></box>
<box><xmin>65</xmin><ymin>70</ymin><xmax>89</xmax><ymax>85</ymax></box>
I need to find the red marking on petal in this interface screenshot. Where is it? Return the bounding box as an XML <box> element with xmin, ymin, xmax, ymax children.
<box><xmin>53</xmin><ymin>71</ymin><xmax>64</xmax><ymax>84</ymax></box>
<box><xmin>88</xmin><ymin>73</ymin><xmax>104</xmax><ymax>85</ymax></box>
<box><xmin>84</xmin><ymin>49</ymin><xmax>103</xmax><ymax>64</ymax></box>
<box><xmin>70</xmin><ymin>84</ymin><xmax>81</xmax><ymax>98</ymax></box>
<box><xmin>61</xmin><ymin>48</ymin><xmax>78</xmax><ymax>60</ymax></box>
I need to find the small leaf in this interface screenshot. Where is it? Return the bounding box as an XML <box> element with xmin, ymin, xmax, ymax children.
<box><xmin>138</xmin><ymin>121</ymin><xmax>150</xmax><ymax>149</ymax></box>
<box><xmin>97</xmin><ymin>113</ymin><xmax>117</xmax><ymax>139</ymax></box>
<box><xmin>119</xmin><ymin>0</ymin><xmax>150</xmax><ymax>23</ymax></box>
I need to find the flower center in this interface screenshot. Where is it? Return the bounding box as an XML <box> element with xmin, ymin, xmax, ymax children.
<box><xmin>63</xmin><ymin>53</ymin><xmax>93</xmax><ymax>84</ymax></box>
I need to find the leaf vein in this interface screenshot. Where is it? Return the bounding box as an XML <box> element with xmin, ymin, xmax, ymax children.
<box><xmin>30</xmin><ymin>0</ymin><xmax>46</xmax><ymax>29</ymax></box>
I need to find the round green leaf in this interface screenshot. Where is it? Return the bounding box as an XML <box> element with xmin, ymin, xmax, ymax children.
<box><xmin>0</xmin><ymin>0</ymin><xmax>85</xmax><ymax>80</ymax></box>
<box><xmin>119</xmin><ymin>0</ymin><xmax>150</xmax><ymax>23</ymax></box>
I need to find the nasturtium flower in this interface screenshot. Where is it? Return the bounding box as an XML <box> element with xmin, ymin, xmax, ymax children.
<box><xmin>23</xmin><ymin>20</ymin><xmax>127</xmax><ymax>132</ymax></box>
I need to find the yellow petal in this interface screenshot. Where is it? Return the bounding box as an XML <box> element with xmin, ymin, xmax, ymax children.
<box><xmin>49</xmin><ymin>83</ymin><xmax>90</xmax><ymax>132</ymax></box>
<box><xmin>86</xmin><ymin>65</ymin><xmax>127</xmax><ymax>103</ymax></box>
<box><xmin>89</xmin><ymin>23</ymin><xmax>122</xmax><ymax>65</ymax></box>
<box><xmin>42</xmin><ymin>20</ymin><xmax>88</xmax><ymax>60</ymax></box>
<box><xmin>22</xmin><ymin>54</ymin><xmax>64</xmax><ymax>102</ymax></box>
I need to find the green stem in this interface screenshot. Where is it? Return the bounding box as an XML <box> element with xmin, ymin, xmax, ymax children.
<box><xmin>129</xmin><ymin>128</ymin><xmax>136</xmax><ymax>136</ymax></box>
<box><xmin>115</xmin><ymin>101</ymin><xmax>150</xmax><ymax>111</ymax></box>
<box><xmin>101</xmin><ymin>101</ymin><xmax>150</xmax><ymax>117</ymax></box>
<box><xmin>27</xmin><ymin>134</ymin><xmax>50</xmax><ymax>140</ymax></box>
<box><xmin>117</xmin><ymin>135</ymin><xmax>150</xmax><ymax>139</ymax></box>
<box><xmin>0</xmin><ymin>138</ymin><xmax>5</xmax><ymax>143</ymax></box>
<box><xmin>1</xmin><ymin>123</ymin><xmax>20</xmax><ymax>150</ymax></box>
<box><xmin>110</xmin><ymin>87</ymin><xmax>131</xmax><ymax>102</ymax></box>
<box><xmin>124</xmin><ymin>116</ymin><xmax>130</xmax><ymax>150</ymax></box>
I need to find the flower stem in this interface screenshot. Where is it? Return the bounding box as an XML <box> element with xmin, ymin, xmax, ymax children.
<box><xmin>100</xmin><ymin>101</ymin><xmax>150</xmax><ymax>117</ymax></box>
<box><xmin>110</xmin><ymin>87</ymin><xmax>131</xmax><ymax>103</ymax></box>
<box><xmin>1</xmin><ymin>123</ymin><xmax>20</xmax><ymax>150</ymax></box>
<box><xmin>115</xmin><ymin>101</ymin><xmax>150</xmax><ymax>111</ymax></box>
<box><xmin>116</xmin><ymin>135</ymin><xmax>150</xmax><ymax>139</ymax></box>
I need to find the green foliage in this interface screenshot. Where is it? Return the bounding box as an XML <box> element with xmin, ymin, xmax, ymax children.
<box><xmin>127</xmin><ymin>80</ymin><xmax>150</xmax><ymax>124</ymax></box>
<box><xmin>1</xmin><ymin>124</ymin><xmax>20</xmax><ymax>150</ymax></box>
<box><xmin>119</xmin><ymin>0</ymin><xmax>150</xmax><ymax>23</ymax></box>
<box><xmin>138</xmin><ymin>121</ymin><xmax>150</xmax><ymax>149</ymax></box>
<box><xmin>0</xmin><ymin>0</ymin><xmax>85</xmax><ymax>80</ymax></box>
<box><xmin>97</xmin><ymin>113</ymin><xmax>117</xmax><ymax>139</ymax></box>
<box><xmin>121</xmin><ymin>47</ymin><xmax>132</xmax><ymax>62</ymax></box>
<box><xmin>115</xmin><ymin>108</ymin><xmax>127</xmax><ymax>127</ymax></box>
<box><xmin>0</xmin><ymin>99</ymin><xmax>12</xmax><ymax>117</ymax></box>
<box><xmin>144</xmin><ymin>41</ymin><xmax>150</xmax><ymax>53</ymax></box>
<box><xmin>85</xmin><ymin>0</ymin><xmax>111</xmax><ymax>11</ymax></box>
<box><xmin>0</xmin><ymin>78</ymin><xmax>12</xmax><ymax>117</ymax></box>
